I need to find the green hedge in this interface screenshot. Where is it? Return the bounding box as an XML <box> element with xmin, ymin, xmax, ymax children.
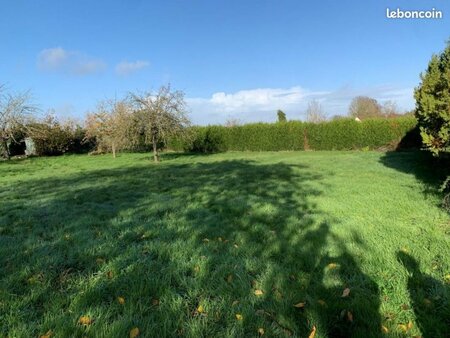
<box><xmin>167</xmin><ymin>116</ymin><xmax>418</xmax><ymax>152</ymax></box>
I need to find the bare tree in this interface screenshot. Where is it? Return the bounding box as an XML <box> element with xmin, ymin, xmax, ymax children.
<box><xmin>224</xmin><ymin>117</ymin><xmax>242</xmax><ymax>127</ymax></box>
<box><xmin>348</xmin><ymin>96</ymin><xmax>382</xmax><ymax>119</ymax></box>
<box><xmin>381</xmin><ymin>100</ymin><xmax>402</xmax><ymax>118</ymax></box>
<box><xmin>129</xmin><ymin>85</ymin><xmax>191</xmax><ymax>162</ymax></box>
<box><xmin>0</xmin><ymin>85</ymin><xmax>36</xmax><ymax>159</ymax></box>
<box><xmin>306</xmin><ymin>100</ymin><xmax>326</xmax><ymax>123</ymax></box>
<box><xmin>85</xmin><ymin>99</ymin><xmax>133</xmax><ymax>158</ymax></box>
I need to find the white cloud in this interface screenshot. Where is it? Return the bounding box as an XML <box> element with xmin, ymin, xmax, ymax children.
<box><xmin>115</xmin><ymin>60</ymin><xmax>149</xmax><ymax>76</ymax></box>
<box><xmin>37</xmin><ymin>47</ymin><xmax>105</xmax><ymax>75</ymax></box>
<box><xmin>187</xmin><ymin>85</ymin><xmax>415</xmax><ymax>125</ymax></box>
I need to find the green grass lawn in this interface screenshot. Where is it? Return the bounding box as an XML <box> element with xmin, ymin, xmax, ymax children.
<box><xmin>0</xmin><ymin>151</ymin><xmax>449</xmax><ymax>337</ymax></box>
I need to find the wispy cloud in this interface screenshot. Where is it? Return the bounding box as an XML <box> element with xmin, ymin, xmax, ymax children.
<box><xmin>187</xmin><ymin>85</ymin><xmax>415</xmax><ymax>125</ymax></box>
<box><xmin>115</xmin><ymin>60</ymin><xmax>149</xmax><ymax>76</ymax></box>
<box><xmin>37</xmin><ymin>47</ymin><xmax>106</xmax><ymax>75</ymax></box>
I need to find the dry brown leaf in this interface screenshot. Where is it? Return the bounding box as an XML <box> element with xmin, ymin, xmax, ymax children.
<box><xmin>227</xmin><ymin>274</ymin><xmax>233</xmax><ymax>283</ymax></box>
<box><xmin>317</xmin><ymin>299</ymin><xmax>327</xmax><ymax>306</ymax></box>
<box><xmin>106</xmin><ymin>271</ymin><xmax>114</xmax><ymax>279</ymax></box>
<box><xmin>254</xmin><ymin>289</ymin><xmax>264</xmax><ymax>296</ymax></box>
<box><xmin>398</xmin><ymin>324</ymin><xmax>408</xmax><ymax>332</ymax></box>
<box><xmin>129</xmin><ymin>327</ymin><xmax>140</xmax><ymax>338</ymax></box>
<box><xmin>327</xmin><ymin>263</ymin><xmax>338</xmax><ymax>269</ymax></box>
<box><xmin>117</xmin><ymin>296</ymin><xmax>125</xmax><ymax>305</ymax></box>
<box><xmin>347</xmin><ymin>311</ymin><xmax>353</xmax><ymax>322</ymax></box>
<box><xmin>407</xmin><ymin>321</ymin><xmax>413</xmax><ymax>330</ymax></box>
<box><xmin>381</xmin><ymin>325</ymin><xmax>389</xmax><ymax>333</ymax></box>
<box><xmin>341</xmin><ymin>288</ymin><xmax>350</xmax><ymax>297</ymax></box>
<box><xmin>423</xmin><ymin>298</ymin><xmax>432</xmax><ymax>306</ymax></box>
<box><xmin>152</xmin><ymin>298</ymin><xmax>160</xmax><ymax>306</ymax></box>
<box><xmin>308</xmin><ymin>325</ymin><xmax>316</xmax><ymax>338</ymax></box>
<box><xmin>40</xmin><ymin>330</ymin><xmax>53</xmax><ymax>338</ymax></box>
<box><xmin>293</xmin><ymin>302</ymin><xmax>305</xmax><ymax>308</ymax></box>
<box><xmin>258</xmin><ymin>327</ymin><xmax>265</xmax><ymax>336</ymax></box>
<box><xmin>78</xmin><ymin>316</ymin><xmax>92</xmax><ymax>326</ymax></box>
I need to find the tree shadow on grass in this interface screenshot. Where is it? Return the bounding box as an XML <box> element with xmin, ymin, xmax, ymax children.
<box><xmin>397</xmin><ymin>252</ymin><xmax>450</xmax><ymax>338</ymax></box>
<box><xmin>1</xmin><ymin>158</ymin><xmax>380</xmax><ymax>337</ymax></box>
<box><xmin>379</xmin><ymin>151</ymin><xmax>449</xmax><ymax>200</ymax></box>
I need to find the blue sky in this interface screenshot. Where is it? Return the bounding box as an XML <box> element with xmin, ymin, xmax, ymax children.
<box><xmin>1</xmin><ymin>0</ymin><xmax>449</xmax><ymax>124</ymax></box>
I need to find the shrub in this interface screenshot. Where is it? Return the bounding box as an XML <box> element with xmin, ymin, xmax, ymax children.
<box><xmin>188</xmin><ymin>126</ymin><xmax>228</xmax><ymax>153</ymax></box>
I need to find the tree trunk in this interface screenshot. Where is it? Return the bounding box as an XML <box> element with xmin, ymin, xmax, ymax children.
<box><xmin>112</xmin><ymin>142</ymin><xmax>116</xmax><ymax>158</ymax></box>
<box><xmin>1</xmin><ymin>139</ymin><xmax>10</xmax><ymax>160</ymax></box>
<box><xmin>152</xmin><ymin>134</ymin><xmax>159</xmax><ymax>162</ymax></box>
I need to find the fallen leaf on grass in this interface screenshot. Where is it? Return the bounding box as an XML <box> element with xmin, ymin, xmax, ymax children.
<box><xmin>129</xmin><ymin>327</ymin><xmax>140</xmax><ymax>337</ymax></box>
<box><xmin>232</xmin><ymin>300</ymin><xmax>239</xmax><ymax>306</ymax></box>
<box><xmin>381</xmin><ymin>325</ymin><xmax>389</xmax><ymax>333</ymax></box>
<box><xmin>78</xmin><ymin>316</ymin><xmax>93</xmax><ymax>326</ymax></box>
<box><xmin>234</xmin><ymin>244</ymin><xmax>239</xmax><ymax>248</ymax></box>
<box><xmin>308</xmin><ymin>325</ymin><xmax>316</xmax><ymax>338</ymax></box>
<box><xmin>96</xmin><ymin>258</ymin><xmax>105</xmax><ymax>265</ymax></box>
<box><xmin>341</xmin><ymin>288</ymin><xmax>350</xmax><ymax>297</ymax></box>
<box><xmin>106</xmin><ymin>271</ymin><xmax>114</xmax><ymax>279</ymax></box>
<box><xmin>347</xmin><ymin>311</ymin><xmax>353</xmax><ymax>322</ymax></box>
<box><xmin>254</xmin><ymin>289</ymin><xmax>264</xmax><ymax>296</ymax></box>
<box><xmin>203</xmin><ymin>238</ymin><xmax>209</xmax><ymax>243</ymax></box>
<box><xmin>152</xmin><ymin>298</ymin><xmax>160</xmax><ymax>306</ymax></box>
<box><xmin>258</xmin><ymin>327</ymin><xmax>265</xmax><ymax>336</ymax></box>
<box><xmin>236</xmin><ymin>313</ymin><xmax>243</xmax><ymax>320</ymax></box>
<box><xmin>227</xmin><ymin>274</ymin><xmax>233</xmax><ymax>283</ymax></box>
<box><xmin>317</xmin><ymin>299</ymin><xmax>327</xmax><ymax>306</ymax></box>
<box><xmin>197</xmin><ymin>305</ymin><xmax>204</xmax><ymax>313</ymax></box>
<box><xmin>327</xmin><ymin>263</ymin><xmax>338</xmax><ymax>269</ymax></box>
<box><xmin>444</xmin><ymin>274</ymin><xmax>450</xmax><ymax>283</ymax></box>
<box><xmin>423</xmin><ymin>298</ymin><xmax>432</xmax><ymax>306</ymax></box>
<box><xmin>397</xmin><ymin>321</ymin><xmax>413</xmax><ymax>333</ymax></box>
<box><xmin>398</xmin><ymin>324</ymin><xmax>408</xmax><ymax>332</ymax></box>
<box><xmin>117</xmin><ymin>296</ymin><xmax>125</xmax><ymax>305</ymax></box>
<box><xmin>293</xmin><ymin>302</ymin><xmax>305</xmax><ymax>308</ymax></box>
<box><xmin>40</xmin><ymin>330</ymin><xmax>53</xmax><ymax>338</ymax></box>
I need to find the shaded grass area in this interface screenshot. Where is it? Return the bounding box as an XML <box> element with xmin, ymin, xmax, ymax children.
<box><xmin>0</xmin><ymin>151</ymin><xmax>448</xmax><ymax>337</ymax></box>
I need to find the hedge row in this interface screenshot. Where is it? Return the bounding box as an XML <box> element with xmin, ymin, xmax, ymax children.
<box><xmin>168</xmin><ymin>116</ymin><xmax>419</xmax><ymax>152</ymax></box>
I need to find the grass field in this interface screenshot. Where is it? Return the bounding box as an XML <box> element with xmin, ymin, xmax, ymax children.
<box><xmin>0</xmin><ymin>151</ymin><xmax>449</xmax><ymax>337</ymax></box>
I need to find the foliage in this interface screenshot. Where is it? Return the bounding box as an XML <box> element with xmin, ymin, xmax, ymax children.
<box><xmin>84</xmin><ymin>100</ymin><xmax>134</xmax><ymax>157</ymax></box>
<box><xmin>414</xmin><ymin>41</ymin><xmax>450</xmax><ymax>156</ymax></box>
<box><xmin>0</xmin><ymin>152</ymin><xmax>448</xmax><ymax>337</ymax></box>
<box><xmin>173</xmin><ymin>116</ymin><xmax>418</xmax><ymax>152</ymax></box>
<box><xmin>27</xmin><ymin>113</ymin><xmax>76</xmax><ymax>156</ymax></box>
<box><xmin>277</xmin><ymin>109</ymin><xmax>287</xmax><ymax>122</ymax></box>
<box><xmin>348</xmin><ymin>96</ymin><xmax>383</xmax><ymax>119</ymax></box>
<box><xmin>130</xmin><ymin>85</ymin><xmax>191</xmax><ymax>162</ymax></box>
<box><xmin>187</xmin><ymin>126</ymin><xmax>228</xmax><ymax>153</ymax></box>
<box><xmin>0</xmin><ymin>85</ymin><xmax>36</xmax><ymax>159</ymax></box>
